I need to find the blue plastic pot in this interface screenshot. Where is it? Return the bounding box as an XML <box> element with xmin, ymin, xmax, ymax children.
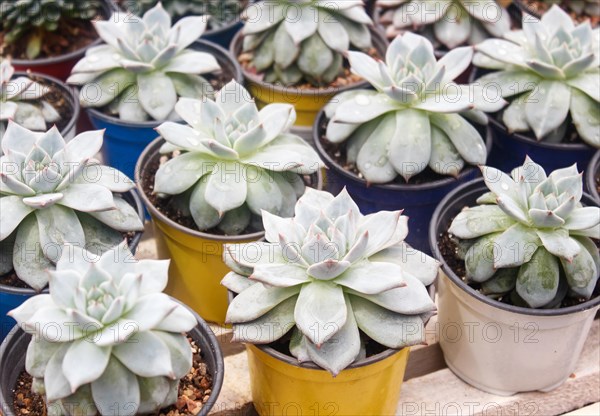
<box><xmin>487</xmin><ymin>116</ymin><xmax>597</xmax><ymax>173</ymax></box>
<box><xmin>85</xmin><ymin>39</ymin><xmax>243</xmax><ymax>181</ymax></box>
<box><xmin>313</xmin><ymin>110</ymin><xmax>493</xmax><ymax>254</ymax></box>
<box><xmin>0</xmin><ymin>190</ymin><xmax>145</xmax><ymax>342</ymax></box>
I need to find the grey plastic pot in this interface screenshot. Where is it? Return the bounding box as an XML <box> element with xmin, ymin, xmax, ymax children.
<box><xmin>0</xmin><ymin>298</ymin><xmax>224</xmax><ymax>416</ymax></box>
<box><xmin>587</xmin><ymin>151</ymin><xmax>600</xmax><ymax>204</ymax></box>
<box><xmin>429</xmin><ymin>178</ymin><xmax>600</xmax><ymax>396</ymax></box>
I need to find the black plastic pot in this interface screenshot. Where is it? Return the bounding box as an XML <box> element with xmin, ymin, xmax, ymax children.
<box><xmin>0</xmin><ymin>298</ymin><xmax>223</xmax><ymax>416</ymax></box>
<box><xmin>0</xmin><ymin>190</ymin><xmax>145</xmax><ymax>342</ymax></box>
<box><xmin>428</xmin><ymin>177</ymin><xmax>600</xmax><ymax>394</ymax></box>
<box><xmin>587</xmin><ymin>151</ymin><xmax>600</xmax><ymax>204</ymax></box>
<box><xmin>11</xmin><ymin>71</ymin><xmax>80</xmax><ymax>141</ymax></box>
<box><xmin>10</xmin><ymin>0</ymin><xmax>115</xmax><ymax>81</ymax></box>
<box><xmin>85</xmin><ymin>39</ymin><xmax>243</xmax><ymax>182</ymax></box>
<box><xmin>314</xmin><ymin>108</ymin><xmax>493</xmax><ymax>254</ymax></box>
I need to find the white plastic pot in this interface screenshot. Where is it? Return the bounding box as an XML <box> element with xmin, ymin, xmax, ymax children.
<box><xmin>430</xmin><ymin>178</ymin><xmax>600</xmax><ymax>396</ymax></box>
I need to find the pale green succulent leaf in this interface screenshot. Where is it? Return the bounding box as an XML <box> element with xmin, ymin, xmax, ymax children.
<box><xmin>251</xmin><ymin>263</ymin><xmax>311</xmax><ymax>287</ymax></box>
<box><xmin>537</xmin><ymin>229</ymin><xmax>581</xmax><ymax>261</ymax></box>
<box><xmin>137</xmin><ymin>72</ymin><xmax>177</xmax><ymax>121</ymax></box>
<box><xmin>221</xmin><ymin>272</ymin><xmax>255</xmax><ymax>292</ymax></box>
<box><xmin>63</xmin><ymin>340</ymin><xmax>111</xmax><ymax>393</ymax></box>
<box><xmin>525</xmin><ymin>80</ymin><xmax>571</xmax><ymax>139</ymax></box>
<box><xmin>430</xmin><ymin>113</ymin><xmax>487</xmax><ymax>165</ymax></box>
<box><xmin>232</xmin><ymin>296</ymin><xmax>297</xmax><ymax>344</ymax></box>
<box><xmin>561</xmin><ymin>239</ymin><xmax>598</xmax><ymax>298</ymax></box>
<box><xmin>481</xmin><ymin>267</ymin><xmax>518</xmax><ymax>295</ymax></box>
<box><xmin>305</xmin><ymin>299</ymin><xmax>360</xmax><ymax>376</ymax></box>
<box><xmin>433</xmin><ymin>7</ymin><xmax>471</xmax><ymax>49</ymax></box>
<box><xmin>335</xmin><ymin>261</ymin><xmax>404</xmax><ymax>294</ymax></box>
<box><xmin>113</xmin><ymin>331</ymin><xmax>174</xmax><ymax>378</ymax></box>
<box><xmin>570</xmin><ymin>88</ymin><xmax>600</xmax><ymax>147</ymax></box>
<box><xmin>137</xmin><ymin>377</ymin><xmax>170</xmax><ymax>415</ymax></box>
<box><xmin>297</xmin><ymin>34</ymin><xmax>334</xmax><ymax>80</ymax></box>
<box><xmin>494</xmin><ymin>223</ymin><xmax>540</xmax><ymax>268</ymax></box>
<box><xmin>429</xmin><ymin>125</ymin><xmax>465</xmax><ymax>177</ymax></box>
<box><xmin>388</xmin><ymin>109</ymin><xmax>432</xmax><ymax>181</ymax></box>
<box><xmin>516</xmin><ymin>247</ymin><xmax>560</xmax><ymax>308</ymax></box>
<box><xmin>567</xmin><ymin>72</ymin><xmax>600</xmax><ymax>102</ymax></box>
<box><xmin>88</xmin><ymin>196</ymin><xmax>143</xmax><ymax>232</ymax></box>
<box><xmin>355</xmin><ymin>114</ymin><xmax>398</xmax><ymax>184</ymax></box>
<box><xmin>450</xmin><ymin>205</ymin><xmax>515</xmax><ymax>239</ymax></box>
<box><xmin>226</xmin><ymin>283</ymin><xmax>298</xmax><ymax>324</ymax></box>
<box><xmin>91</xmin><ymin>358</ymin><xmax>140</xmax><ymax>416</ymax></box>
<box><xmin>351</xmin><ymin>295</ymin><xmax>426</xmax><ymax>349</ymax></box>
<box><xmin>349</xmin><ymin>273</ymin><xmax>436</xmax><ymax>315</ymax></box>
<box><xmin>295</xmin><ymin>280</ymin><xmax>346</xmax><ymax>346</ymax></box>
<box><xmin>465</xmin><ymin>232</ymin><xmax>498</xmax><ymax>282</ymax></box>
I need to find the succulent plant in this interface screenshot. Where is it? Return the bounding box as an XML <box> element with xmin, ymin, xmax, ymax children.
<box><xmin>473</xmin><ymin>5</ymin><xmax>600</xmax><ymax>147</ymax></box>
<box><xmin>9</xmin><ymin>242</ymin><xmax>197</xmax><ymax>416</ymax></box>
<box><xmin>222</xmin><ymin>188</ymin><xmax>438</xmax><ymax>375</ymax></box>
<box><xmin>241</xmin><ymin>0</ymin><xmax>374</xmax><ymax>86</ymax></box>
<box><xmin>377</xmin><ymin>0</ymin><xmax>512</xmax><ymax>49</ymax></box>
<box><xmin>154</xmin><ymin>80</ymin><xmax>323</xmax><ymax>235</ymax></box>
<box><xmin>120</xmin><ymin>0</ymin><xmax>245</xmax><ymax>29</ymax></box>
<box><xmin>534</xmin><ymin>1</ymin><xmax>600</xmax><ymax>18</ymax></box>
<box><xmin>449</xmin><ymin>157</ymin><xmax>600</xmax><ymax>309</ymax></box>
<box><xmin>563</xmin><ymin>0</ymin><xmax>600</xmax><ymax>17</ymax></box>
<box><xmin>0</xmin><ymin>122</ymin><xmax>144</xmax><ymax>290</ymax></box>
<box><xmin>67</xmin><ymin>3</ymin><xmax>221</xmax><ymax>122</ymax></box>
<box><xmin>0</xmin><ymin>60</ymin><xmax>60</xmax><ymax>145</ymax></box>
<box><xmin>325</xmin><ymin>32</ymin><xmax>504</xmax><ymax>183</ymax></box>
<box><xmin>0</xmin><ymin>0</ymin><xmax>101</xmax><ymax>59</ymax></box>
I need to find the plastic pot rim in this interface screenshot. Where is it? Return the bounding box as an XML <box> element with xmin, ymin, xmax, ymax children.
<box><xmin>313</xmin><ymin>106</ymin><xmax>493</xmax><ymax>192</ymax></box>
<box><xmin>229</xmin><ymin>27</ymin><xmax>389</xmax><ymax>97</ymax></box>
<box><xmin>0</xmin><ymin>189</ymin><xmax>146</xmax><ymax>296</ymax></box>
<box><xmin>487</xmin><ymin>115</ymin><xmax>594</xmax><ymax>152</ymax></box>
<box><xmin>13</xmin><ymin>70</ymin><xmax>80</xmax><ymax>139</ymax></box>
<box><xmin>586</xmin><ymin>151</ymin><xmax>600</xmax><ymax>203</ymax></box>
<box><xmin>428</xmin><ymin>176</ymin><xmax>600</xmax><ymax>317</ymax></box>
<box><xmin>83</xmin><ymin>38</ymin><xmax>244</xmax><ymax>129</ymax></box>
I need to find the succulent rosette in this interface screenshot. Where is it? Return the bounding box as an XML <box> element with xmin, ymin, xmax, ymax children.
<box><xmin>222</xmin><ymin>188</ymin><xmax>439</xmax><ymax>375</ymax></box>
<box><xmin>378</xmin><ymin>0</ymin><xmax>511</xmax><ymax>48</ymax></box>
<box><xmin>9</xmin><ymin>242</ymin><xmax>197</xmax><ymax>416</ymax></box>
<box><xmin>154</xmin><ymin>80</ymin><xmax>323</xmax><ymax>235</ymax></box>
<box><xmin>68</xmin><ymin>3</ymin><xmax>221</xmax><ymax>121</ymax></box>
<box><xmin>0</xmin><ymin>122</ymin><xmax>144</xmax><ymax>290</ymax></box>
<box><xmin>449</xmin><ymin>157</ymin><xmax>600</xmax><ymax>308</ymax></box>
<box><xmin>474</xmin><ymin>5</ymin><xmax>600</xmax><ymax>147</ymax></box>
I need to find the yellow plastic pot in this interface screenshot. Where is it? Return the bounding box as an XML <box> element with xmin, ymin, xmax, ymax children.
<box><xmin>136</xmin><ymin>139</ymin><xmax>264</xmax><ymax>325</ymax></box>
<box><xmin>246</xmin><ymin>344</ymin><xmax>410</xmax><ymax>416</ymax></box>
<box><xmin>230</xmin><ymin>29</ymin><xmax>389</xmax><ymax>128</ymax></box>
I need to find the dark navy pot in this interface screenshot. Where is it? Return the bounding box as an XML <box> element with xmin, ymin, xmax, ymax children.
<box><xmin>202</xmin><ymin>20</ymin><xmax>244</xmax><ymax>49</ymax></box>
<box><xmin>487</xmin><ymin>116</ymin><xmax>596</xmax><ymax>173</ymax></box>
<box><xmin>587</xmin><ymin>151</ymin><xmax>600</xmax><ymax>204</ymax></box>
<box><xmin>85</xmin><ymin>39</ymin><xmax>243</xmax><ymax>181</ymax></box>
<box><xmin>0</xmin><ymin>190</ymin><xmax>145</xmax><ymax>342</ymax></box>
<box><xmin>313</xmin><ymin>109</ymin><xmax>493</xmax><ymax>254</ymax></box>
